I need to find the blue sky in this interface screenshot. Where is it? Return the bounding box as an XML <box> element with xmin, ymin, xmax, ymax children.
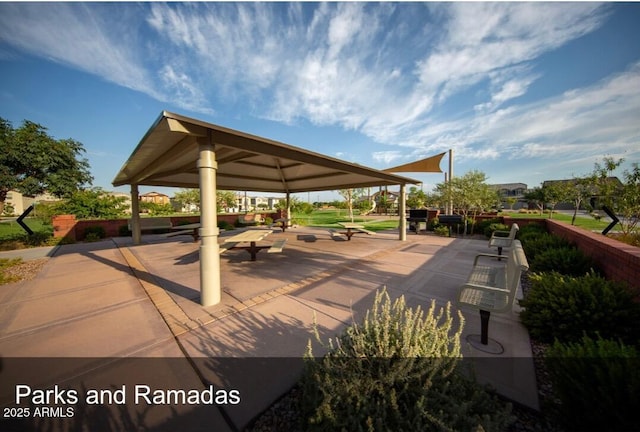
<box><xmin>1</xmin><ymin>2</ymin><xmax>639</xmax><ymax>201</ymax></box>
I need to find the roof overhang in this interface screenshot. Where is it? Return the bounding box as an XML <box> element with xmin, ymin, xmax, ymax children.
<box><xmin>113</xmin><ymin>111</ymin><xmax>420</xmax><ymax>193</ymax></box>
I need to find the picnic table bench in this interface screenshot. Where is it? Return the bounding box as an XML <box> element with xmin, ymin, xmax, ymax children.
<box><xmin>456</xmin><ymin>239</ymin><xmax>529</xmax><ymax>353</ymax></box>
<box><xmin>167</xmin><ymin>223</ymin><xmax>200</xmax><ymax>242</ymax></box>
<box><xmin>268</xmin><ymin>218</ymin><xmax>290</xmax><ymax>232</ymax></box>
<box><xmin>488</xmin><ymin>223</ymin><xmax>519</xmax><ymax>257</ymax></box>
<box><xmin>128</xmin><ymin>217</ymin><xmax>173</xmax><ymax>233</ymax></box>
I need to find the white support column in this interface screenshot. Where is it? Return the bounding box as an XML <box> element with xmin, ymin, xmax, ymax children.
<box><xmin>286</xmin><ymin>192</ymin><xmax>291</xmax><ymax>227</ymax></box>
<box><xmin>399</xmin><ymin>184</ymin><xmax>407</xmax><ymax>241</ymax></box>
<box><xmin>198</xmin><ymin>134</ymin><xmax>221</xmax><ymax>307</ymax></box>
<box><xmin>131</xmin><ymin>184</ymin><xmax>141</xmax><ymax>245</ymax></box>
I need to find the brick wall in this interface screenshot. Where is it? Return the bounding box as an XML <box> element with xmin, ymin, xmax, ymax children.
<box><xmin>53</xmin><ymin>212</ymin><xmax>283</xmax><ymax>241</ymax></box>
<box><xmin>546</xmin><ymin>219</ymin><xmax>640</xmax><ymax>293</ymax></box>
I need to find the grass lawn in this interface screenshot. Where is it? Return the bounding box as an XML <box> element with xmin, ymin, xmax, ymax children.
<box><xmin>292</xmin><ymin>209</ymin><xmax>399</xmax><ymax>232</ymax></box>
<box><xmin>502</xmin><ymin>211</ymin><xmax>610</xmax><ymax>232</ymax></box>
<box><xmin>0</xmin><ymin>218</ymin><xmax>50</xmax><ymax>238</ymax></box>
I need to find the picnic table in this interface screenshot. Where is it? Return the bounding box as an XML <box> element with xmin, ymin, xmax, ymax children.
<box><xmin>334</xmin><ymin>222</ymin><xmax>375</xmax><ymax>241</ymax></box>
<box><xmin>221</xmin><ymin>229</ymin><xmax>285</xmax><ymax>261</ymax></box>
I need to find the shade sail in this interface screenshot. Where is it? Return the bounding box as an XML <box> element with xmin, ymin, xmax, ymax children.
<box><xmin>383</xmin><ymin>152</ymin><xmax>446</xmax><ymax>173</ymax></box>
<box><xmin>113</xmin><ymin>111</ymin><xmax>419</xmax><ymax>192</ymax></box>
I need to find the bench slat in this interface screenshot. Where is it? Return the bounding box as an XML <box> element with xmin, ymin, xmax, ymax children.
<box><xmin>267</xmin><ymin>239</ymin><xmax>287</xmax><ymax>253</ymax></box>
<box><xmin>219</xmin><ymin>242</ymin><xmax>238</xmax><ymax>254</ymax></box>
<box><xmin>457</xmin><ymin>240</ymin><xmax>528</xmax><ymax>314</ymax></box>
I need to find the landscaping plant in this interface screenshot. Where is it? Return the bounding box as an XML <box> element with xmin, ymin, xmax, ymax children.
<box><xmin>300</xmin><ymin>288</ymin><xmax>513</xmax><ymax>431</ymax></box>
<box><xmin>544</xmin><ymin>335</ymin><xmax>640</xmax><ymax>431</ymax></box>
<box><xmin>519</xmin><ymin>271</ymin><xmax>640</xmax><ymax>345</ymax></box>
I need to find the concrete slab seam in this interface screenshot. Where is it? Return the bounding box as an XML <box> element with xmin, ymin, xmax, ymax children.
<box><xmin>117</xmin><ymin>246</ymin><xmax>200</xmax><ymax>338</ymax></box>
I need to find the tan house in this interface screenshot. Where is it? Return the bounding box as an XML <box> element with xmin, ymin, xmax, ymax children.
<box><xmin>3</xmin><ymin>190</ymin><xmax>60</xmax><ymax>216</ymax></box>
<box><xmin>139</xmin><ymin>191</ymin><xmax>170</xmax><ymax>205</ymax></box>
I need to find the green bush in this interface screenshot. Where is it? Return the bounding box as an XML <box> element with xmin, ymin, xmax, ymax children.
<box><xmin>300</xmin><ymin>289</ymin><xmax>513</xmax><ymax>431</ymax></box>
<box><xmin>475</xmin><ymin>218</ymin><xmax>502</xmax><ymax>236</ymax></box>
<box><xmin>426</xmin><ymin>218</ymin><xmax>440</xmax><ymax>231</ymax></box>
<box><xmin>434</xmin><ymin>225</ymin><xmax>450</xmax><ymax>237</ymax></box>
<box><xmin>529</xmin><ymin>246</ymin><xmax>597</xmax><ymax>276</ymax></box>
<box><xmin>519</xmin><ymin>271</ymin><xmax>640</xmax><ymax>344</ymax></box>
<box><xmin>83</xmin><ymin>225</ymin><xmax>106</xmax><ymax>240</ymax></box>
<box><xmin>118</xmin><ymin>224</ymin><xmax>131</xmax><ymax>237</ymax></box>
<box><xmin>218</xmin><ymin>220</ymin><xmax>234</xmax><ymax>231</ymax></box>
<box><xmin>519</xmin><ymin>233</ymin><xmax>570</xmax><ymax>262</ymax></box>
<box><xmin>484</xmin><ymin>223</ymin><xmax>509</xmax><ymax>238</ymax></box>
<box><xmin>545</xmin><ymin>335</ymin><xmax>640</xmax><ymax>431</ymax></box>
<box><xmin>515</xmin><ymin>223</ymin><xmax>546</xmax><ymax>243</ymax></box>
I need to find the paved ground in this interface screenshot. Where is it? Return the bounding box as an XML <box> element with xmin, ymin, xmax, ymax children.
<box><xmin>0</xmin><ymin>226</ymin><xmax>538</xmax><ymax>431</ymax></box>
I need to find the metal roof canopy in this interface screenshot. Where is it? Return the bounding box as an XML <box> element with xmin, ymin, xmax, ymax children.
<box><xmin>113</xmin><ymin>111</ymin><xmax>417</xmax><ymax>307</ymax></box>
<box><xmin>113</xmin><ymin>111</ymin><xmax>419</xmax><ymax>193</ymax></box>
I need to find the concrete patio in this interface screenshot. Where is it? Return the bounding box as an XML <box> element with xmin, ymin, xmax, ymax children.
<box><xmin>0</xmin><ymin>226</ymin><xmax>538</xmax><ymax>431</ymax></box>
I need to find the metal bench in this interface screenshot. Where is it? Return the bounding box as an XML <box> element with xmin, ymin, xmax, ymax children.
<box><xmin>456</xmin><ymin>240</ymin><xmax>529</xmax><ymax>354</ymax></box>
<box><xmin>488</xmin><ymin>223</ymin><xmax>519</xmax><ymax>256</ymax></box>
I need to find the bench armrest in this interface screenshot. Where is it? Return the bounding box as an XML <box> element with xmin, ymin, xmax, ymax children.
<box><xmin>490</xmin><ymin>229</ymin><xmax>510</xmax><ymax>238</ymax></box>
<box><xmin>460</xmin><ymin>283</ymin><xmax>510</xmax><ymax>294</ymax></box>
<box><xmin>473</xmin><ymin>253</ymin><xmax>508</xmax><ymax>266</ymax></box>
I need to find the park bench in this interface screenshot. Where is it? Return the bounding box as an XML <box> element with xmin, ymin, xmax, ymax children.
<box><xmin>128</xmin><ymin>217</ymin><xmax>173</xmax><ymax>233</ymax></box>
<box><xmin>456</xmin><ymin>239</ymin><xmax>529</xmax><ymax>353</ymax></box>
<box><xmin>488</xmin><ymin>222</ymin><xmax>519</xmax><ymax>256</ymax></box>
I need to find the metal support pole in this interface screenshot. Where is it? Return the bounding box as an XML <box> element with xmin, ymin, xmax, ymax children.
<box><xmin>399</xmin><ymin>184</ymin><xmax>407</xmax><ymax>241</ymax></box>
<box><xmin>198</xmin><ymin>135</ymin><xmax>221</xmax><ymax>306</ymax></box>
<box><xmin>131</xmin><ymin>184</ymin><xmax>141</xmax><ymax>245</ymax></box>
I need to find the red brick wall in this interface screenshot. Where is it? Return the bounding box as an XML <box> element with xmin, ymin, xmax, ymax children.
<box><xmin>546</xmin><ymin>219</ymin><xmax>640</xmax><ymax>293</ymax></box>
<box><xmin>53</xmin><ymin>212</ymin><xmax>283</xmax><ymax>241</ymax></box>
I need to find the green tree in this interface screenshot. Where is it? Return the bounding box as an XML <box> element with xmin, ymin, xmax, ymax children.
<box><xmin>173</xmin><ymin>188</ymin><xmax>200</xmax><ymax>213</ymax></box>
<box><xmin>338</xmin><ymin>188</ymin><xmax>366</xmax><ymax>222</ymax></box>
<box><xmin>616</xmin><ymin>162</ymin><xmax>640</xmax><ymax>235</ymax></box>
<box><xmin>434</xmin><ymin>170</ymin><xmax>495</xmax><ymax>233</ymax></box>
<box><xmin>407</xmin><ymin>186</ymin><xmax>427</xmax><ymax>209</ymax></box>
<box><xmin>216</xmin><ymin>190</ymin><xmax>236</xmax><ymax>213</ymax></box>
<box><xmin>55</xmin><ymin>187</ymin><xmax>128</xmax><ymax>219</ymax></box>
<box><xmin>0</xmin><ymin>118</ymin><xmax>93</xmax><ymax>214</ymax></box>
<box><xmin>524</xmin><ymin>186</ymin><xmax>545</xmax><ymax>215</ymax></box>
<box><xmin>541</xmin><ymin>181</ymin><xmax>571</xmax><ymax>219</ymax></box>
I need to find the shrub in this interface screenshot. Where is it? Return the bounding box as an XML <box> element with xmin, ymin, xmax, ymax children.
<box><xmin>83</xmin><ymin>225</ymin><xmax>106</xmax><ymax>240</ymax></box>
<box><xmin>118</xmin><ymin>224</ymin><xmax>131</xmax><ymax>237</ymax></box>
<box><xmin>529</xmin><ymin>246</ymin><xmax>597</xmax><ymax>276</ymax></box>
<box><xmin>426</xmin><ymin>218</ymin><xmax>440</xmax><ymax>231</ymax></box>
<box><xmin>264</xmin><ymin>216</ymin><xmax>273</xmax><ymax>226</ymax></box>
<box><xmin>218</xmin><ymin>220</ymin><xmax>234</xmax><ymax>231</ymax></box>
<box><xmin>475</xmin><ymin>218</ymin><xmax>502</xmax><ymax>236</ymax></box>
<box><xmin>519</xmin><ymin>233</ymin><xmax>570</xmax><ymax>262</ymax></box>
<box><xmin>434</xmin><ymin>225</ymin><xmax>450</xmax><ymax>237</ymax></box>
<box><xmin>484</xmin><ymin>223</ymin><xmax>509</xmax><ymax>238</ymax></box>
<box><xmin>300</xmin><ymin>289</ymin><xmax>513</xmax><ymax>431</ymax></box>
<box><xmin>545</xmin><ymin>335</ymin><xmax>640</xmax><ymax>431</ymax></box>
<box><xmin>519</xmin><ymin>271</ymin><xmax>640</xmax><ymax>344</ymax></box>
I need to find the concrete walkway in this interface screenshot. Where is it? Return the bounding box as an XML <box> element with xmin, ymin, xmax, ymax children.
<box><xmin>0</xmin><ymin>227</ymin><xmax>538</xmax><ymax>431</ymax></box>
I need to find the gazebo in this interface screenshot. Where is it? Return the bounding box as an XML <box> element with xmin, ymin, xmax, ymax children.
<box><xmin>113</xmin><ymin>111</ymin><xmax>419</xmax><ymax>306</ymax></box>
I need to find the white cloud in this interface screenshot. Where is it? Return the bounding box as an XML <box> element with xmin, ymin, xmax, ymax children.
<box><xmin>0</xmin><ymin>3</ymin><xmax>159</xmax><ymax>99</ymax></box>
